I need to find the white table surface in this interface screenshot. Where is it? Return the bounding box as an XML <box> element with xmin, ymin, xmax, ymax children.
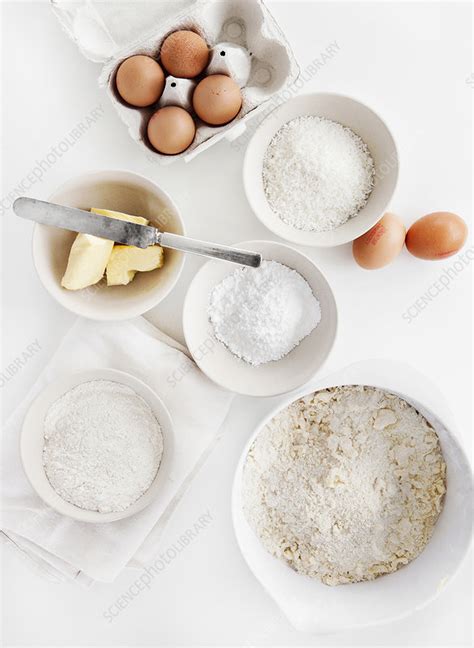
<box><xmin>1</xmin><ymin>1</ymin><xmax>472</xmax><ymax>645</ymax></box>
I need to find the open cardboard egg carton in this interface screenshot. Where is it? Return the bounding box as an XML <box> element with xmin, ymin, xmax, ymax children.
<box><xmin>51</xmin><ymin>0</ymin><xmax>300</xmax><ymax>163</ymax></box>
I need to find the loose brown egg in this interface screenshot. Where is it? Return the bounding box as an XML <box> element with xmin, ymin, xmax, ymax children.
<box><xmin>193</xmin><ymin>74</ymin><xmax>242</xmax><ymax>126</ymax></box>
<box><xmin>116</xmin><ymin>55</ymin><xmax>165</xmax><ymax>107</ymax></box>
<box><xmin>147</xmin><ymin>106</ymin><xmax>196</xmax><ymax>155</ymax></box>
<box><xmin>406</xmin><ymin>212</ymin><xmax>467</xmax><ymax>260</ymax></box>
<box><xmin>353</xmin><ymin>212</ymin><xmax>406</xmax><ymax>269</ymax></box>
<box><xmin>160</xmin><ymin>30</ymin><xmax>209</xmax><ymax>78</ymax></box>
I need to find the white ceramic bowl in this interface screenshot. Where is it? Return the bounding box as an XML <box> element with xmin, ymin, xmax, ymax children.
<box><xmin>21</xmin><ymin>369</ymin><xmax>174</xmax><ymax>523</ymax></box>
<box><xmin>243</xmin><ymin>93</ymin><xmax>399</xmax><ymax>247</ymax></box>
<box><xmin>182</xmin><ymin>240</ymin><xmax>337</xmax><ymax>397</ymax></box>
<box><xmin>232</xmin><ymin>361</ymin><xmax>473</xmax><ymax>633</ymax></box>
<box><xmin>33</xmin><ymin>170</ymin><xmax>185</xmax><ymax>320</ymax></box>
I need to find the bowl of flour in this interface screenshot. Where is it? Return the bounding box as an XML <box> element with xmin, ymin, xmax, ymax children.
<box><xmin>20</xmin><ymin>369</ymin><xmax>174</xmax><ymax>522</ymax></box>
<box><xmin>243</xmin><ymin>93</ymin><xmax>399</xmax><ymax>247</ymax></box>
<box><xmin>232</xmin><ymin>362</ymin><xmax>473</xmax><ymax>632</ymax></box>
<box><xmin>183</xmin><ymin>240</ymin><xmax>337</xmax><ymax>397</ymax></box>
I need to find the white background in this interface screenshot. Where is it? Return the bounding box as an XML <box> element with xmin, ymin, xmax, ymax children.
<box><xmin>1</xmin><ymin>1</ymin><xmax>472</xmax><ymax>645</ymax></box>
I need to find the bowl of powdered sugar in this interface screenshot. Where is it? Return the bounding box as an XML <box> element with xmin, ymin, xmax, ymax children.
<box><xmin>183</xmin><ymin>240</ymin><xmax>337</xmax><ymax>397</ymax></box>
<box><xmin>20</xmin><ymin>369</ymin><xmax>174</xmax><ymax>522</ymax></box>
<box><xmin>243</xmin><ymin>93</ymin><xmax>398</xmax><ymax>247</ymax></box>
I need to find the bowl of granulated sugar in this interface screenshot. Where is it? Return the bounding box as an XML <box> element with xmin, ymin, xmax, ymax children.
<box><xmin>243</xmin><ymin>93</ymin><xmax>398</xmax><ymax>247</ymax></box>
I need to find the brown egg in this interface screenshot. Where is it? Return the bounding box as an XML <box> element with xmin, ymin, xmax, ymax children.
<box><xmin>160</xmin><ymin>30</ymin><xmax>209</xmax><ymax>78</ymax></box>
<box><xmin>193</xmin><ymin>74</ymin><xmax>242</xmax><ymax>126</ymax></box>
<box><xmin>116</xmin><ymin>55</ymin><xmax>165</xmax><ymax>107</ymax></box>
<box><xmin>147</xmin><ymin>106</ymin><xmax>196</xmax><ymax>155</ymax></box>
<box><xmin>353</xmin><ymin>212</ymin><xmax>406</xmax><ymax>269</ymax></box>
<box><xmin>406</xmin><ymin>212</ymin><xmax>467</xmax><ymax>260</ymax></box>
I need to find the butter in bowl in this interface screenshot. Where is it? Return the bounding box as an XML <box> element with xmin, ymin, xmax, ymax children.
<box><xmin>29</xmin><ymin>170</ymin><xmax>186</xmax><ymax>321</ymax></box>
<box><xmin>60</xmin><ymin>208</ymin><xmax>164</xmax><ymax>290</ymax></box>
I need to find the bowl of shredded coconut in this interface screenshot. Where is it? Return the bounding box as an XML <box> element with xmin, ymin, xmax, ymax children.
<box><xmin>232</xmin><ymin>363</ymin><xmax>473</xmax><ymax>632</ymax></box>
<box><xmin>21</xmin><ymin>369</ymin><xmax>174</xmax><ymax>522</ymax></box>
<box><xmin>243</xmin><ymin>93</ymin><xmax>399</xmax><ymax>247</ymax></box>
<box><xmin>183</xmin><ymin>240</ymin><xmax>337</xmax><ymax>397</ymax></box>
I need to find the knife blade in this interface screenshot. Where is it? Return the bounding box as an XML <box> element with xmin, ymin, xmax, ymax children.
<box><xmin>13</xmin><ymin>197</ymin><xmax>262</xmax><ymax>267</ymax></box>
<box><xmin>13</xmin><ymin>197</ymin><xmax>158</xmax><ymax>248</ymax></box>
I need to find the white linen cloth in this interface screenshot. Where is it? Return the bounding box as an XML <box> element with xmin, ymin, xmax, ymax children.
<box><xmin>1</xmin><ymin>318</ymin><xmax>233</xmax><ymax>585</ymax></box>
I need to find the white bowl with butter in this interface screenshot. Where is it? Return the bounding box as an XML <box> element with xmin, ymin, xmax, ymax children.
<box><xmin>32</xmin><ymin>170</ymin><xmax>185</xmax><ymax>320</ymax></box>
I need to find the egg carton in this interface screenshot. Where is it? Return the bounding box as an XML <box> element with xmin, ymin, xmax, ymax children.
<box><xmin>51</xmin><ymin>0</ymin><xmax>300</xmax><ymax>164</ymax></box>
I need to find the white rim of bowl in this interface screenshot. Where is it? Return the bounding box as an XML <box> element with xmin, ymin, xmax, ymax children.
<box><xmin>31</xmin><ymin>168</ymin><xmax>186</xmax><ymax>321</ymax></box>
<box><xmin>243</xmin><ymin>92</ymin><xmax>400</xmax><ymax>248</ymax></box>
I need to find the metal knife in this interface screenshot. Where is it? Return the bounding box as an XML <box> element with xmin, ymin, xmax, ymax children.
<box><xmin>13</xmin><ymin>197</ymin><xmax>262</xmax><ymax>268</ymax></box>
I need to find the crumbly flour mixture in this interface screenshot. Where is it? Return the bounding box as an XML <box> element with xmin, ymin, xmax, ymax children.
<box><xmin>263</xmin><ymin>116</ymin><xmax>375</xmax><ymax>232</ymax></box>
<box><xmin>43</xmin><ymin>380</ymin><xmax>163</xmax><ymax>513</ymax></box>
<box><xmin>208</xmin><ymin>260</ymin><xmax>321</xmax><ymax>366</ymax></box>
<box><xmin>242</xmin><ymin>386</ymin><xmax>446</xmax><ymax>585</ymax></box>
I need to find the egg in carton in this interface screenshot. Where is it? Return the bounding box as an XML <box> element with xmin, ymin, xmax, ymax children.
<box><xmin>51</xmin><ymin>0</ymin><xmax>300</xmax><ymax>164</ymax></box>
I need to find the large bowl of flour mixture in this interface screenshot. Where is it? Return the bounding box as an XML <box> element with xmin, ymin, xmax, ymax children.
<box><xmin>21</xmin><ymin>368</ymin><xmax>174</xmax><ymax>523</ymax></box>
<box><xmin>232</xmin><ymin>361</ymin><xmax>473</xmax><ymax>632</ymax></box>
<box><xmin>243</xmin><ymin>93</ymin><xmax>399</xmax><ymax>247</ymax></box>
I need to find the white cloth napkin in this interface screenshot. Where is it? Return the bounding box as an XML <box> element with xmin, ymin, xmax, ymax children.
<box><xmin>1</xmin><ymin>318</ymin><xmax>233</xmax><ymax>585</ymax></box>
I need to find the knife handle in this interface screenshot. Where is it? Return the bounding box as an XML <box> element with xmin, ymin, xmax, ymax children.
<box><xmin>158</xmin><ymin>232</ymin><xmax>261</xmax><ymax>268</ymax></box>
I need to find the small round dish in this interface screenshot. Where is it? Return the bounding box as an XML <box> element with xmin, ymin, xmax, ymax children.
<box><xmin>20</xmin><ymin>368</ymin><xmax>174</xmax><ymax>523</ymax></box>
<box><xmin>243</xmin><ymin>93</ymin><xmax>399</xmax><ymax>247</ymax></box>
<box><xmin>182</xmin><ymin>240</ymin><xmax>337</xmax><ymax>397</ymax></box>
<box><xmin>232</xmin><ymin>362</ymin><xmax>473</xmax><ymax>633</ymax></box>
<box><xmin>32</xmin><ymin>170</ymin><xmax>185</xmax><ymax>321</ymax></box>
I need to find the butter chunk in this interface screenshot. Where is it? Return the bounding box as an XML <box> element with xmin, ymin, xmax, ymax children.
<box><xmin>61</xmin><ymin>208</ymin><xmax>149</xmax><ymax>291</ymax></box>
<box><xmin>106</xmin><ymin>245</ymin><xmax>164</xmax><ymax>286</ymax></box>
<box><xmin>61</xmin><ymin>234</ymin><xmax>114</xmax><ymax>290</ymax></box>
